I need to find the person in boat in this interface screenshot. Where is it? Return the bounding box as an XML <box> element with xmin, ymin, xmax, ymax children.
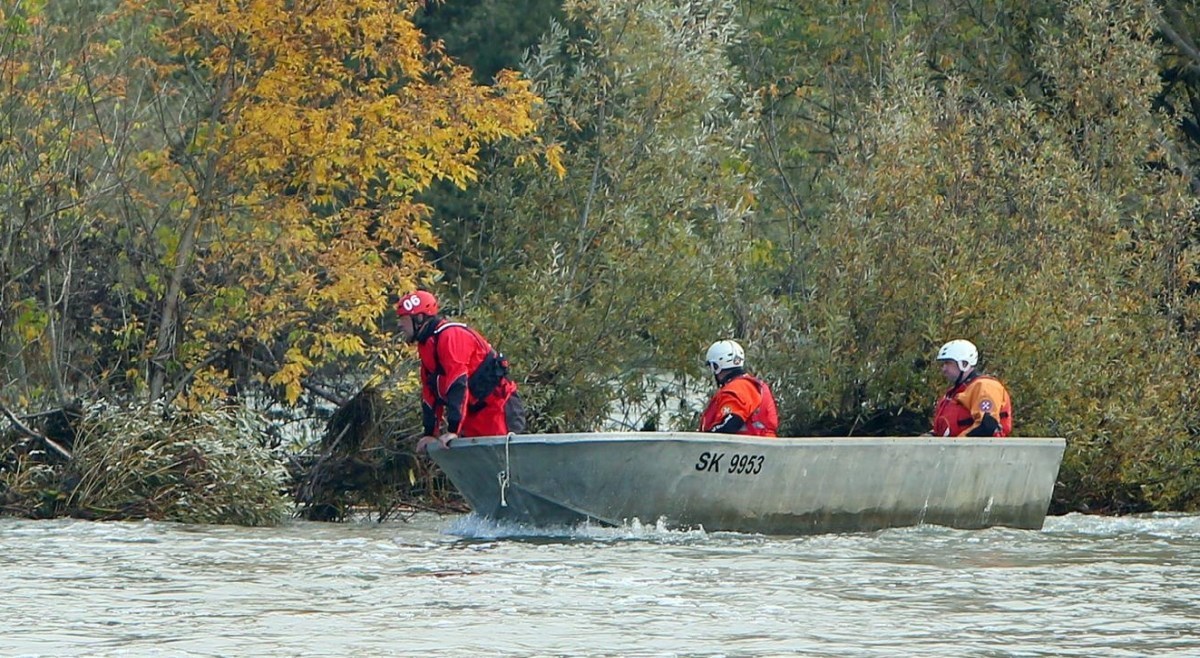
<box><xmin>395</xmin><ymin>290</ymin><xmax>526</xmax><ymax>453</ymax></box>
<box><xmin>699</xmin><ymin>340</ymin><xmax>779</xmax><ymax>437</ymax></box>
<box><xmin>931</xmin><ymin>339</ymin><xmax>1012</xmax><ymax>437</ymax></box>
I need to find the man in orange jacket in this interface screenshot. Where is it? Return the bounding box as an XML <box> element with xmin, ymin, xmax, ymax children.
<box><xmin>931</xmin><ymin>339</ymin><xmax>1012</xmax><ymax>437</ymax></box>
<box><xmin>395</xmin><ymin>290</ymin><xmax>526</xmax><ymax>453</ymax></box>
<box><xmin>699</xmin><ymin>340</ymin><xmax>779</xmax><ymax>437</ymax></box>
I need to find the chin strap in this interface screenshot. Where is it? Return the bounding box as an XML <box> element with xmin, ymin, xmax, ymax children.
<box><xmin>714</xmin><ymin>367</ymin><xmax>743</xmax><ymax>386</ymax></box>
<box><xmin>954</xmin><ymin>363</ymin><xmax>974</xmax><ymax>387</ymax></box>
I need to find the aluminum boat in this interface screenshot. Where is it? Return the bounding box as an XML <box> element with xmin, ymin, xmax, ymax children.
<box><xmin>428</xmin><ymin>432</ymin><xmax>1065</xmax><ymax>535</ymax></box>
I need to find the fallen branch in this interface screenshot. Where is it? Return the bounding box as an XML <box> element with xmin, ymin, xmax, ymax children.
<box><xmin>0</xmin><ymin>403</ymin><xmax>73</xmax><ymax>460</ymax></box>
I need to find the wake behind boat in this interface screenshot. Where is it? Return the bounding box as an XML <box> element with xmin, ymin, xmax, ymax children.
<box><xmin>428</xmin><ymin>432</ymin><xmax>1066</xmax><ymax>535</ymax></box>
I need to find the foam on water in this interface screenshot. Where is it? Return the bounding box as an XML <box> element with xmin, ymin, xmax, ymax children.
<box><xmin>1046</xmin><ymin>511</ymin><xmax>1200</xmax><ymax>538</ymax></box>
<box><xmin>442</xmin><ymin>511</ymin><xmax>713</xmax><ymax>543</ymax></box>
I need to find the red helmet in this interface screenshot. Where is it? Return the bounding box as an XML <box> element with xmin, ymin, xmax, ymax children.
<box><xmin>395</xmin><ymin>290</ymin><xmax>439</xmax><ymax>317</ymax></box>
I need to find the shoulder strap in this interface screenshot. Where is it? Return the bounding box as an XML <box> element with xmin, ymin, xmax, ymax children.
<box><xmin>431</xmin><ymin>321</ymin><xmax>488</xmax><ymax>352</ymax></box>
<box><xmin>436</xmin><ymin>322</ymin><xmax>486</xmax><ymax>343</ymax></box>
<box><xmin>433</xmin><ymin>321</ymin><xmax>470</xmax><ymax>336</ymax></box>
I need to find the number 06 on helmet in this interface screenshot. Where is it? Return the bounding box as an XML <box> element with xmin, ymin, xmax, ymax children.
<box><xmin>396</xmin><ymin>290</ymin><xmax>439</xmax><ymax>317</ymax></box>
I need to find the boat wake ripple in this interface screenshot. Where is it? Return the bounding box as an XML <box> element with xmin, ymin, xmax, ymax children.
<box><xmin>442</xmin><ymin>512</ymin><xmax>715</xmax><ymax>543</ymax></box>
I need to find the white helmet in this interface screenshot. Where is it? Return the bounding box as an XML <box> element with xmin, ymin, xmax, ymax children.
<box><xmin>706</xmin><ymin>340</ymin><xmax>746</xmax><ymax>374</ymax></box>
<box><xmin>937</xmin><ymin>339</ymin><xmax>978</xmax><ymax>369</ymax></box>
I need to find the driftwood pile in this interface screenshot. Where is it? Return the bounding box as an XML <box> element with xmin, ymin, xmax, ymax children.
<box><xmin>291</xmin><ymin>387</ymin><xmax>464</xmax><ymax>521</ymax></box>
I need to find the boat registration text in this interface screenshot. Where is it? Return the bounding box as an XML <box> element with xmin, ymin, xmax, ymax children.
<box><xmin>694</xmin><ymin>451</ymin><xmax>765</xmax><ymax>475</ymax></box>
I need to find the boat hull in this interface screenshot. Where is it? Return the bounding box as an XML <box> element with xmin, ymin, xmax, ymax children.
<box><xmin>429</xmin><ymin>433</ymin><xmax>1066</xmax><ymax>535</ymax></box>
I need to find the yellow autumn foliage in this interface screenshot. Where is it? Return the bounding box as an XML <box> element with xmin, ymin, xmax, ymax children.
<box><xmin>116</xmin><ymin>0</ymin><xmax>540</xmax><ymax>403</ymax></box>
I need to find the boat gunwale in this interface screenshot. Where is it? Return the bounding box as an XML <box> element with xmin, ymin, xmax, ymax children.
<box><xmin>434</xmin><ymin>433</ymin><xmax>1067</xmax><ymax>451</ymax></box>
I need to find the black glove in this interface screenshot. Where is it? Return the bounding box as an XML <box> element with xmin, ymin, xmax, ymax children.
<box><xmin>966</xmin><ymin>413</ymin><xmax>1001</xmax><ymax>437</ymax></box>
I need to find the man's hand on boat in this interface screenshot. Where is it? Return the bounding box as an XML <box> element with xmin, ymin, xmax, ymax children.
<box><xmin>416</xmin><ymin>432</ymin><xmax>458</xmax><ymax>454</ymax></box>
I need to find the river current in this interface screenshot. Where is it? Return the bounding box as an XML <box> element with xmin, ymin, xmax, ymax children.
<box><xmin>1</xmin><ymin>512</ymin><xmax>1197</xmax><ymax>657</ymax></box>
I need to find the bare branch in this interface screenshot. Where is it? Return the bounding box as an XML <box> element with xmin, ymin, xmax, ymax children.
<box><xmin>0</xmin><ymin>403</ymin><xmax>73</xmax><ymax>460</ymax></box>
<box><xmin>1155</xmin><ymin>3</ymin><xmax>1200</xmax><ymax>71</ymax></box>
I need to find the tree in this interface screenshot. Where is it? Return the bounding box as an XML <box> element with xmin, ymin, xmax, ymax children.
<box><xmin>430</xmin><ymin>0</ymin><xmax>760</xmax><ymax>431</ymax></box>
<box><xmin>2</xmin><ymin>1</ymin><xmax>540</xmax><ymax>411</ymax></box>
<box><xmin>0</xmin><ymin>1</ymin><xmax>144</xmax><ymax>409</ymax></box>
<box><xmin>774</xmin><ymin>0</ymin><xmax>1200</xmax><ymax>511</ymax></box>
<box><xmin>117</xmin><ymin>0</ymin><xmax>540</xmax><ymax>407</ymax></box>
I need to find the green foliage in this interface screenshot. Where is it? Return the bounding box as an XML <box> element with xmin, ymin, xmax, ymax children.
<box><xmin>733</xmin><ymin>0</ymin><xmax>1065</xmax><ymax>293</ymax></box>
<box><xmin>763</xmin><ymin>0</ymin><xmax>1200</xmax><ymax>512</ymax></box>
<box><xmin>429</xmin><ymin>0</ymin><xmax>759</xmax><ymax>431</ymax></box>
<box><xmin>416</xmin><ymin>0</ymin><xmax>564</xmax><ymax>83</ymax></box>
